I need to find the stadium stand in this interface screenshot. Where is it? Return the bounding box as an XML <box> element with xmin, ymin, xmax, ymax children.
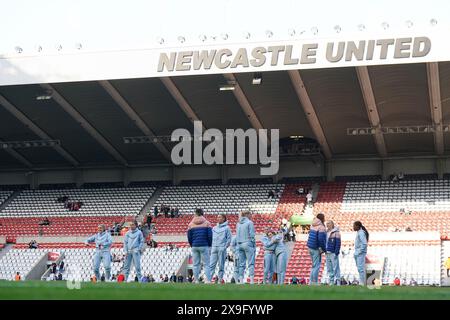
<box><xmin>321</xmin><ymin>240</ymin><xmax>441</xmax><ymax>286</ymax></box>
<box><xmin>274</xmin><ymin>183</ymin><xmax>311</xmax><ymax>220</ymax></box>
<box><xmin>0</xmin><ymin>249</ymin><xmax>46</xmax><ymax>281</ymax></box>
<box><xmin>0</xmin><ymin>180</ymin><xmax>447</xmax><ymax>286</ymax></box>
<box><xmin>285</xmin><ymin>241</ymin><xmax>325</xmax><ymax>284</ymax></box>
<box><xmin>341</xmin><ymin>180</ymin><xmax>450</xmax><ymax>212</ymax></box>
<box><xmin>0</xmin><ymin>187</ymin><xmax>155</xmax><ymax>217</ymax></box>
<box><xmin>0</xmin><ymin>191</ymin><xmax>13</xmax><ymax>207</ymax></box>
<box><xmin>63</xmin><ymin>245</ymin><xmax>190</xmax><ymax>282</ymax></box>
<box><xmin>199</xmin><ymin>244</ymin><xmax>263</xmax><ymax>283</ymax></box>
<box><xmin>153</xmin><ymin>214</ymin><xmax>276</xmax><ymax>234</ymax></box>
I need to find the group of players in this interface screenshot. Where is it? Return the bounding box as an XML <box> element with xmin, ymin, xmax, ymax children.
<box><xmin>86</xmin><ymin>209</ymin><xmax>369</xmax><ymax>285</ymax></box>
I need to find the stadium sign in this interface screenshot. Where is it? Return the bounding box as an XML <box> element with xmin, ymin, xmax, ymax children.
<box><xmin>171</xmin><ymin>121</ymin><xmax>279</xmax><ymax>175</ymax></box>
<box><xmin>157</xmin><ymin>37</ymin><xmax>431</xmax><ymax>73</ymax></box>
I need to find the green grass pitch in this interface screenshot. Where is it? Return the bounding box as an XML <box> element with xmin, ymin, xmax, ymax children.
<box><xmin>0</xmin><ymin>281</ymin><xmax>449</xmax><ymax>300</ymax></box>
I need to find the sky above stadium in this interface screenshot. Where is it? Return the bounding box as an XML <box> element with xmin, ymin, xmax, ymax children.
<box><xmin>1</xmin><ymin>0</ymin><xmax>448</xmax><ymax>56</ymax></box>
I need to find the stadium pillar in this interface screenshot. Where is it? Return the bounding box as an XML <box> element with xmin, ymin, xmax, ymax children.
<box><xmin>272</xmin><ymin>173</ymin><xmax>279</xmax><ymax>183</ymax></box>
<box><xmin>75</xmin><ymin>170</ymin><xmax>84</xmax><ymax>188</ymax></box>
<box><xmin>28</xmin><ymin>171</ymin><xmax>38</xmax><ymax>190</ymax></box>
<box><xmin>221</xmin><ymin>166</ymin><xmax>228</xmax><ymax>185</ymax></box>
<box><xmin>123</xmin><ymin>168</ymin><xmax>131</xmax><ymax>187</ymax></box>
<box><xmin>172</xmin><ymin>166</ymin><xmax>180</xmax><ymax>185</ymax></box>
<box><xmin>381</xmin><ymin>160</ymin><xmax>388</xmax><ymax>180</ymax></box>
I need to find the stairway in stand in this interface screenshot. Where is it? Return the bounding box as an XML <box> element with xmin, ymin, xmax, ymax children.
<box><xmin>441</xmin><ymin>240</ymin><xmax>450</xmax><ymax>286</ymax></box>
<box><xmin>285</xmin><ymin>241</ymin><xmax>325</xmax><ymax>284</ymax></box>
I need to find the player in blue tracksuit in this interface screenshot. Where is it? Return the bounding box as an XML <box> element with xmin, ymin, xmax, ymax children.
<box><xmin>271</xmin><ymin>231</ymin><xmax>288</xmax><ymax>285</ymax></box>
<box><xmin>236</xmin><ymin>211</ymin><xmax>256</xmax><ymax>284</ymax></box>
<box><xmin>123</xmin><ymin>221</ymin><xmax>145</xmax><ymax>282</ymax></box>
<box><xmin>85</xmin><ymin>224</ymin><xmax>113</xmax><ymax>281</ymax></box>
<box><xmin>209</xmin><ymin>214</ymin><xmax>232</xmax><ymax>283</ymax></box>
<box><xmin>187</xmin><ymin>208</ymin><xmax>213</xmax><ymax>283</ymax></box>
<box><xmin>307</xmin><ymin>213</ymin><xmax>327</xmax><ymax>285</ymax></box>
<box><xmin>261</xmin><ymin>230</ymin><xmax>277</xmax><ymax>284</ymax></box>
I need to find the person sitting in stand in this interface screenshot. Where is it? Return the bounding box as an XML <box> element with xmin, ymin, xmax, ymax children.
<box><xmin>57</xmin><ymin>195</ymin><xmax>68</xmax><ymax>203</ymax></box>
<box><xmin>146</xmin><ymin>214</ymin><xmax>152</xmax><ymax>228</ymax></box>
<box><xmin>306</xmin><ymin>191</ymin><xmax>313</xmax><ymax>205</ymax></box>
<box><xmin>115</xmin><ymin>222</ymin><xmax>122</xmax><ymax>235</ymax></box>
<box><xmin>268</xmin><ymin>190</ymin><xmax>275</xmax><ymax>199</ymax></box>
<box><xmin>177</xmin><ymin>274</ymin><xmax>184</xmax><ymax>283</ymax></box>
<box><xmin>274</xmin><ymin>188</ymin><xmax>281</xmax><ymax>198</ymax></box>
<box><xmin>39</xmin><ymin>217</ymin><xmax>51</xmax><ymax>226</ymax></box>
<box><xmin>28</xmin><ymin>240</ymin><xmax>38</xmax><ymax>249</ymax></box>
<box><xmin>444</xmin><ymin>256</ymin><xmax>450</xmax><ymax>277</ymax></box>
<box><xmin>154</xmin><ymin>205</ymin><xmax>159</xmax><ymax>218</ymax></box>
<box><xmin>296</xmin><ymin>187</ymin><xmax>305</xmax><ymax>195</ymax></box>
<box><xmin>291</xmin><ymin>276</ymin><xmax>299</xmax><ymax>284</ymax></box>
<box><xmin>164</xmin><ymin>205</ymin><xmax>169</xmax><ymax>218</ymax></box>
<box><xmin>174</xmin><ymin>207</ymin><xmax>180</xmax><ymax>218</ymax></box>
<box><xmin>170</xmin><ymin>208</ymin><xmax>175</xmax><ymax>218</ymax></box>
<box><xmin>170</xmin><ymin>272</ymin><xmax>177</xmax><ymax>282</ymax></box>
<box><xmin>392</xmin><ymin>174</ymin><xmax>399</xmax><ymax>183</ymax></box>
